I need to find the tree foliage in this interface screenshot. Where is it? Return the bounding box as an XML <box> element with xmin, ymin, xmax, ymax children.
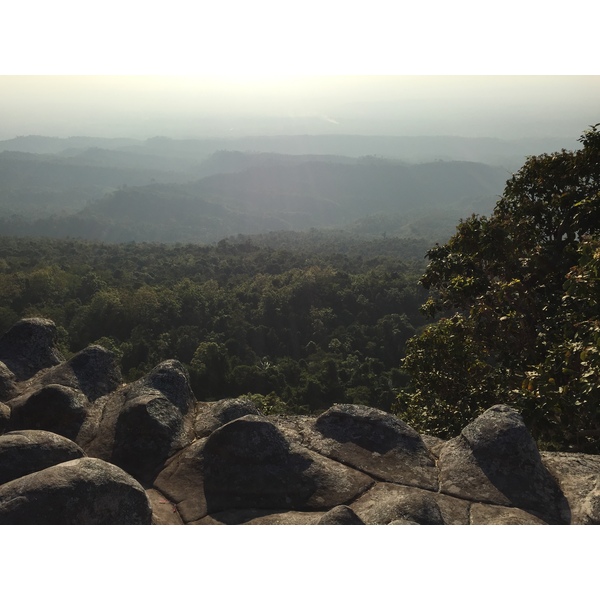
<box><xmin>0</xmin><ymin>231</ymin><xmax>426</xmax><ymax>414</ymax></box>
<box><xmin>399</xmin><ymin>125</ymin><xmax>600</xmax><ymax>451</ymax></box>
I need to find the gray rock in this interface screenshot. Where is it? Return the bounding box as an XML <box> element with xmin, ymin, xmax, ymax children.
<box><xmin>146</xmin><ymin>488</ymin><xmax>183</xmax><ymax>525</ymax></box>
<box><xmin>317</xmin><ymin>505</ymin><xmax>365</xmax><ymax>525</ymax></box>
<box><xmin>111</xmin><ymin>393</ymin><xmax>190</xmax><ymax>484</ymax></box>
<box><xmin>7</xmin><ymin>384</ymin><xmax>89</xmax><ymax>440</ymax></box>
<box><xmin>194</xmin><ymin>396</ymin><xmax>262</xmax><ymax>438</ymax></box>
<box><xmin>0</xmin><ymin>361</ymin><xmax>17</xmax><ymax>402</ymax></box>
<box><xmin>305</xmin><ymin>404</ymin><xmax>438</xmax><ymax>490</ymax></box>
<box><xmin>128</xmin><ymin>360</ymin><xmax>195</xmax><ymax>414</ymax></box>
<box><xmin>0</xmin><ymin>457</ymin><xmax>152</xmax><ymax>524</ymax></box>
<box><xmin>194</xmin><ymin>509</ymin><xmax>325</xmax><ymax>525</ymax></box>
<box><xmin>202</xmin><ymin>414</ymin><xmax>373</xmax><ymax>513</ymax></box>
<box><xmin>540</xmin><ymin>451</ymin><xmax>600</xmax><ymax>524</ymax></box>
<box><xmin>438</xmin><ymin>405</ymin><xmax>569</xmax><ymax>524</ymax></box>
<box><xmin>35</xmin><ymin>345</ymin><xmax>122</xmax><ymax>402</ymax></box>
<box><xmin>0</xmin><ymin>429</ymin><xmax>85</xmax><ymax>485</ymax></box>
<box><xmin>154</xmin><ymin>415</ymin><xmax>373</xmax><ymax>523</ymax></box>
<box><xmin>0</xmin><ymin>318</ymin><xmax>63</xmax><ymax>380</ymax></box>
<box><xmin>350</xmin><ymin>482</ymin><xmax>468</xmax><ymax>525</ymax></box>
<box><xmin>153</xmin><ymin>439</ymin><xmax>209</xmax><ymax>523</ymax></box>
<box><xmin>0</xmin><ymin>402</ymin><xmax>9</xmax><ymax>434</ymax></box>
<box><xmin>469</xmin><ymin>503</ymin><xmax>548</xmax><ymax>525</ymax></box>
<box><xmin>77</xmin><ymin>360</ymin><xmax>196</xmax><ymax>484</ymax></box>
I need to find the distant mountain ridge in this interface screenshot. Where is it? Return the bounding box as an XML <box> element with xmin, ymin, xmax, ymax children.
<box><xmin>0</xmin><ymin>154</ymin><xmax>508</xmax><ymax>244</ymax></box>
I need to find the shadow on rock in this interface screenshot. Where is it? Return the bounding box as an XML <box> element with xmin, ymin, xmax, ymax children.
<box><xmin>439</xmin><ymin>405</ymin><xmax>571</xmax><ymax>524</ymax></box>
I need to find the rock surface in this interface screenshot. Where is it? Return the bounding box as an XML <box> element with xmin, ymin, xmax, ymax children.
<box><xmin>1</xmin><ymin>317</ymin><xmax>599</xmax><ymax>525</ymax></box>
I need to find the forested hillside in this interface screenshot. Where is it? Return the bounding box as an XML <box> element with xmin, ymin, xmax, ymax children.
<box><xmin>0</xmin><ymin>233</ymin><xmax>428</xmax><ymax>414</ymax></box>
<box><xmin>0</xmin><ymin>153</ymin><xmax>507</xmax><ymax>242</ymax></box>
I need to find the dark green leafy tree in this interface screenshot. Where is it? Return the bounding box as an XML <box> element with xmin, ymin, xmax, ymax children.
<box><xmin>399</xmin><ymin>125</ymin><xmax>600</xmax><ymax>449</ymax></box>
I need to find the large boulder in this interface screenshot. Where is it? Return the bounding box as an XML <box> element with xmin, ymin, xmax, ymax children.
<box><xmin>438</xmin><ymin>404</ymin><xmax>569</xmax><ymax>524</ymax></box>
<box><xmin>154</xmin><ymin>414</ymin><xmax>373</xmax><ymax>523</ymax></box>
<box><xmin>7</xmin><ymin>384</ymin><xmax>89</xmax><ymax>440</ymax></box>
<box><xmin>194</xmin><ymin>397</ymin><xmax>262</xmax><ymax>438</ymax></box>
<box><xmin>306</xmin><ymin>404</ymin><xmax>438</xmax><ymax>490</ymax></box>
<box><xmin>34</xmin><ymin>345</ymin><xmax>122</xmax><ymax>402</ymax></box>
<box><xmin>77</xmin><ymin>360</ymin><xmax>196</xmax><ymax>484</ymax></box>
<box><xmin>0</xmin><ymin>457</ymin><xmax>152</xmax><ymax>524</ymax></box>
<box><xmin>350</xmin><ymin>482</ymin><xmax>470</xmax><ymax>525</ymax></box>
<box><xmin>0</xmin><ymin>429</ymin><xmax>85</xmax><ymax>486</ymax></box>
<box><xmin>202</xmin><ymin>414</ymin><xmax>373</xmax><ymax>513</ymax></box>
<box><xmin>0</xmin><ymin>318</ymin><xmax>63</xmax><ymax>380</ymax></box>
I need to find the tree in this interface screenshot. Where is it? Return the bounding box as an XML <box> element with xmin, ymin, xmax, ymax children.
<box><xmin>399</xmin><ymin>125</ymin><xmax>600</xmax><ymax>449</ymax></box>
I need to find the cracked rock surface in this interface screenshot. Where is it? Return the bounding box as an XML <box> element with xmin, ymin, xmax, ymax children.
<box><xmin>1</xmin><ymin>318</ymin><xmax>599</xmax><ymax>525</ymax></box>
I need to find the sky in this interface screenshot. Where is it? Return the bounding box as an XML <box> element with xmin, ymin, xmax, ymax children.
<box><xmin>1</xmin><ymin>1</ymin><xmax>598</xmax><ymax>140</ymax></box>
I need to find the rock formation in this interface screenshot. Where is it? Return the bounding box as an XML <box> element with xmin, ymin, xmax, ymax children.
<box><xmin>0</xmin><ymin>318</ymin><xmax>599</xmax><ymax>525</ymax></box>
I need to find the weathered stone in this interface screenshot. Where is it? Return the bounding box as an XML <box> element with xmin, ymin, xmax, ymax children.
<box><xmin>146</xmin><ymin>488</ymin><xmax>183</xmax><ymax>525</ymax></box>
<box><xmin>438</xmin><ymin>405</ymin><xmax>569</xmax><ymax>524</ymax></box>
<box><xmin>128</xmin><ymin>360</ymin><xmax>195</xmax><ymax>414</ymax></box>
<box><xmin>35</xmin><ymin>345</ymin><xmax>122</xmax><ymax>402</ymax></box>
<box><xmin>305</xmin><ymin>404</ymin><xmax>437</xmax><ymax>490</ymax></box>
<box><xmin>351</xmin><ymin>482</ymin><xmax>463</xmax><ymax>525</ymax></box>
<box><xmin>317</xmin><ymin>505</ymin><xmax>365</xmax><ymax>525</ymax></box>
<box><xmin>469</xmin><ymin>503</ymin><xmax>548</xmax><ymax>525</ymax></box>
<box><xmin>0</xmin><ymin>402</ymin><xmax>9</xmax><ymax>434</ymax></box>
<box><xmin>154</xmin><ymin>415</ymin><xmax>373</xmax><ymax>522</ymax></box>
<box><xmin>202</xmin><ymin>414</ymin><xmax>373</xmax><ymax>513</ymax></box>
<box><xmin>0</xmin><ymin>318</ymin><xmax>63</xmax><ymax>380</ymax></box>
<box><xmin>111</xmin><ymin>394</ymin><xmax>189</xmax><ymax>484</ymax></box>
<box><xmin>153</xmin><ymin>439</ymin><xmax>209</xmax><ymax>523</ymax></box>
<box><xmin>77</xmin><ymin>360</ymin><xmax>196</xmax><ymax>484</ymax></box>
<box><xmin>7</xmin><ymin>384</ymin><xmax>89</xmax><ymax>440</ymax></box>
<box><xmin>194</xmin><ymin>396</ymin><xmax>262</xmax><ymax>438</ymax></box>
<box><xmin>0</xmin><ymin>361</ymin><xmax>17</xmax><ymax>402</ymax></box>
<box><xmin>0</xmin><ymin>457</ymin><xmax>152</xmax><ymax>524</ymax></box>
<box><xmin>0</xmin><ymin>429</ymin><xmax>85</xmax><ymax>485</ymax></box>
<box><xmin>540</xmin><ymin>451</ymin><xmax>600</xmax><ymax>524</ymax></box>
<box><xmin>194</xmin><ymin>509</ymin><xmax>325</xmax><ymax>525</ymax></box>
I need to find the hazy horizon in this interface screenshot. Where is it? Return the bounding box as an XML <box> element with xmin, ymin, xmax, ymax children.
<box><xmin>1</xmin><ymin>75</ymin><xmax>598</xmax><ymax>141</ymax></box>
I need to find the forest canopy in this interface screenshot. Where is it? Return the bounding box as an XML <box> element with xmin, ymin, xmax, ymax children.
<box><xmin>398</xmin><ymin>124</ymin><xmax>600</xmax><ymax>452</ymax></box>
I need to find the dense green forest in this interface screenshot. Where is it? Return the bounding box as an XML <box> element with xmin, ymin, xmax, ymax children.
<box><xmin>0</xmin><ymin>232</ymin><xmax>429</xmax><ymax>414</ymax></box>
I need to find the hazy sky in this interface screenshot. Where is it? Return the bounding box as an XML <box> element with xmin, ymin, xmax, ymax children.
<box><xmin>1</xmin><ymin>2</ymin><xmax>598</xmax><ymax>140</ymax></box>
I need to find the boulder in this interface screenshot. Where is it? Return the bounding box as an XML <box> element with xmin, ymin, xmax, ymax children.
<box><xmin>306</xmin><ymin>404</ymin><xmax>438</xmax><ymax>490</ymax></box>
<box><xmin>540</xmin><ymin>451</ymin><xmax>600</xmax><ymax>524</ymax></box>
<box><xmin>35</xmin><ymin>345</ymin><xmax>122</xmax><ymax>402</ymax></box>
<box><xmin>0</xmin><ymin>429</ymin><xmax>85</xmax><ymax>485</ymax></box>
<box><xmin>77</xmin><ymin>360</ymin><xmax>196</xmax><ymax>484</ymax></box>
<box><xmin>146</xmin><ymin>488</ymin><xmax>183</xmax><ymax>525</ymax></box>
<box><xmin>438</xmin><ymin>405</ymin><xmax>569</xmax><ymax>524</ymax></box>
<box><xmin>317</xmin><ymin>505</ymin><xmax>365</xmax><ymax>525</ymax></box>
<box><xmin>0</xmin><ymin>457</ymin><xmax>152</xmax><ymax>524</ymax></box>
<box><xmin>469</xmin><ymin>503</ymin><xmax>548</xmax><ymax>525</ymax></box>
<box><xmin>0</xmin><ymin>318</ymin><xmax>63</xmax><ymax>380</ymax></box>
<box><xmin>194</xmin><ymin>509</ymin><xmax>325</xmax><ymax>525</ymax></box>
<box><xmin>194</xmin><ymin>396</ymin><xmax>262</xmax><ymax>438</ymax></box>
<box><xmin>350</xmin><ymin>482</ymin><xmax>470</xmax><ymax>525</ymax></box>
<box><xmin>201</xmin><ymin>414</ymin><xmax>373</xmax><ymax>514</ymax></box>
<box><xmin>7</xmin><ymin>384</ymin><xmax>89</xmax><ymax>440</ymax></box>
<box><xmin>154</xmin><ymin>415</ymin><xmax>373</xmax><ymax>523</ymax></box>
<box><xmin>0</xmin><ymin>361</ymin><xmax>17</xmax><ymax>402</ymax></box>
